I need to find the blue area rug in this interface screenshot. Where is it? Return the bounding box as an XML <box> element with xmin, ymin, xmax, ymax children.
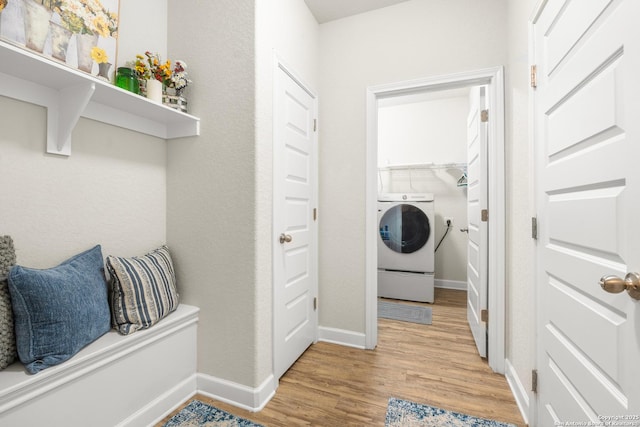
<box><xmin>385</xmin><ymin>397</ymin><xmax>517</xmax><ymax>426</ymax></box>
<box><xmin>162</xmin><ymin>400</ymin><xmax>264</xmax><ymax>427</ymax></box>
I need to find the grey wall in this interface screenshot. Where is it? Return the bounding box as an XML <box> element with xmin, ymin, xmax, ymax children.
<box><xmin>0</xmin><ymin>0</ymin><xmax>168</xmax><ymax>270</ymax></box>
<box><xmin>166</xmin><ymin>0</ymin><xmax>319</xmax><ymax>388</ymax></box>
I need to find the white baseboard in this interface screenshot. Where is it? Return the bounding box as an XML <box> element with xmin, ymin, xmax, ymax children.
<box><xmin>197</xmin><ymin>372</ymin><xmax>277</xmax><ymax>413</ymax></box>
<box><xmin>504</xmin><ymin>358</ymin><xmax>530</xmax><ymax>426</ymax></box>
<box><xmin>192</xmin><ymin>328</ymin><xmax>365</xmax><ymax>413</ymax></box>
<box><xmin>435</xmin><ymin>279</ymin><xmax>467</xmax><ymax>290</ymax></box>
<box><xmin>318</xmin><ymin>326</ymin><xmax>366</xmax><ymax>349</ymax></box>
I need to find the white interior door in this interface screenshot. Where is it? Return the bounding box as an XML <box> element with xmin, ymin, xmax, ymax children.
<box><xmin>466</xmin><ymin>86</ymin><xmax>488</xmax><ymax>358</ymax></box>
<box><xmin>273</xmin><ymin>62</ymin><xmax>318</xmax><ymax>380</ymax></box>
<box><xmin>534</xmin><ymin>0</ymin><xmax>640</xmax><ymax>423</ymax></box>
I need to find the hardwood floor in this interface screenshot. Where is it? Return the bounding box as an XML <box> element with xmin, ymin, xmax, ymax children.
<box><xmin>157</xmin><ymin>288</ymin><xmax>526</xmax><ymax>426</ymax></box>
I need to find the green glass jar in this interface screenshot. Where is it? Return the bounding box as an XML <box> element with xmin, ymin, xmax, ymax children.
<box><xmin>115</xmin><ymin>67</ymin><xmax>140</xmax><ymax>94</ymax></box>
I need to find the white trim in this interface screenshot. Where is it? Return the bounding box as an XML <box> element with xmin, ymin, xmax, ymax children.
<box><xmin>486</xmin><ymin>67</ymin><xmax>507</xmax><ymax>374</ymax></box>
<box><xmin>273</xmin><ymin>55</ymin><xmax>318</xmax><ymax>98</ymax></box>
<box><xmin>197</xmin><ymin>373</ymin><xmax>277</xmax><ymax>413</ymax></box>
<box><xmin>365</xmin><ymin>88</ymin><xmax>379</xmax><ymax>350</ymax></box>
<box><xmin>528</xmin><ymin>4</ymin><xmax>545</xmax><ymax>425</ymax></box>
<box><xmin>365</xmin><ymin>67</ymin><xmax>506</xmax><ymax>372</ymax></box>
<box><xmin>435</xmin><ymin>279</ymin><xmax>467</xmax><ymax>291</ymax></box>
<box><xmin>318</xmin><ymin>326</ymin><xmax>366</xmax><ymax>349</ymax></box>
<box><xmin>504</xmin><ymin>359</ymin><xmax>530</xmax><ymax>427</ymax></box>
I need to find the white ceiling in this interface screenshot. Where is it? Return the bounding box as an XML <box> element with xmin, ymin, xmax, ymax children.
<box><xmin>304</xmin><ymin>0</ymin><xmax>410</xmax><ymax>24</ymax></box>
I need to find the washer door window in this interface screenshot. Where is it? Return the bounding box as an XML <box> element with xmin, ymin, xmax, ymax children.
<box><xmin>379</xmin><ymin>204</ymin><xmax>431</xmax><ymax>254</ymax></box>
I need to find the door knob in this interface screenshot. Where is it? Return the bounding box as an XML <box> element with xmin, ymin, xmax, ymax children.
<box><xmin>279</xmin><ymin>233</ymin><xmax>292</xmax><ymax>244</ymax></box>
<box><xmin>599</xmin><ymin>273</ymin><xmax>640</xmax><ymax>300</ymax></box>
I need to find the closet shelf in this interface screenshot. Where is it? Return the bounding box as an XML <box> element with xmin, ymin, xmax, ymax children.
<box><xmin>378</xmin><ymin>162</ymin><xmax>467</xmax><ymax>172</ymax></box>
<box><xmin>0</xmin><ymin>40</ymin><xmax>200</xmax><ymax>156</ymax></box>
<box><xmin>378</xmin><ymin>162</ymin><xmax>468</xmax><ymax>190</ymax></box>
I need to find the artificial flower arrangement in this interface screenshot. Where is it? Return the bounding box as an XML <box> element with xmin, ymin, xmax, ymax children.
<box><xmin>123</xmin><ymin>52</ymin><xmax>192</xmax><ymax>112</ymax></box>
<box><xmin>132</xmin><ymin>52</ymin><xmax>192</xmax><ymax>93</ymax></box>
<box><xmin>167</xmin><ymin>60</ymin><xmax>190</xmax><ymax>93</ymax></box>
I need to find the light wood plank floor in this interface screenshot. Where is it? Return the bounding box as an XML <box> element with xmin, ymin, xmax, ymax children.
<box><xmin>157</xmin><ymin>288</ymin><xmax>526</xmax><ymax>426</ymax></box>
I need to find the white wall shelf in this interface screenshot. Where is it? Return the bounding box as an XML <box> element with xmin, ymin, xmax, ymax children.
<box><xmin>0</xmin><ymin>40</ymin><xmax>200</xmax><ymax>156</ymax></box>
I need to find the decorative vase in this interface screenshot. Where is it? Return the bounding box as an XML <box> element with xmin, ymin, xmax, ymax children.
<box><xmin>21</xmin><ymin>0</ymin><xmax>51</xmax><ymax>53</ymax></box>
<box><xmin>49</xmin><ymin>21</ymin><xmax>72</xmax><ymax>62</ymax></box>
<box><xmin>115</xmin><ymin>67</ymin><xmax>139</xmax><ymax>94</ymax></box>
<box><xmin>146</xmin><ymin>79</ymin><xmax>163</xmax><ymax>104</ymax></box>
<box><xmin>163</xmin><ymin>87</ymin><xmax>188</xmax><ymax>113</ymax></box>
<box><xmin>75</xmin><ymin>33</ymin><xmax>98</xmax><ymax>73</ymax></box>
<box><xmin>162</xmin><ymin>94</ymin><xmax>188</xmax><ymax>113</ymax></box>
<box><xmin>138</xmin><ymin>78</ymin><xmax>147</xmax><ymax>97</ymax></box>
<box><xmin>97</xmin><ymin>62</ymin><xmax>111</xmax><ymax>82</ymax></box>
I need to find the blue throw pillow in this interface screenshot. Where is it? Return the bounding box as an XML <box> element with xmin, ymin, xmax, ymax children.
<box><xmin>8</xmin><ymin>245</ymin><xmax>111</xmax><ymax>374</ymax></box>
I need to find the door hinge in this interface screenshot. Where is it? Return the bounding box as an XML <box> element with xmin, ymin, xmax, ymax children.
<box><xmin>481</xmin><ymin>109</ymin><xmax>489</xmax><ymax>122</ymax></box>
<box><xmin>481</xmin><ymin>209</ymin><xmax>488</xmax><ymax>222</ymax></box>
<box><xmin>481</xmin><ymin>309</ymin><xmax>488</xmax><ymax>323</ymax></box>
<box><xmin>313</xmin><ymin>297</ymin><xmax>317</xmax><ymax>311</ymax></box>
<box><xmin>313</xmin><ymin>118</ymin><xmax>317</xmax><ymax>132</ymax></box>
<box><xmin>532</xmin><ymin>369</ymin><xmax>538</xmax><ymax>393</ymax></box>
<box><xmin>532</xmin><ymin>216</ymin><xmax>538</xmax><ymax>240</ymax></box>
<box><xmin>313</xmin><ymin>208</ymin><xmax>317</xmax><ymax>221</ymax></box>
<box><xmin>530</xmin><ymin>65</ymin><xmax>537</xmax><ymax>89</ymax></box>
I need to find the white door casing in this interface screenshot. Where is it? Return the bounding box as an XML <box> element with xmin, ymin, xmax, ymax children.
<box><xmin>533</xmin><ymin>0</ymin><xmax>640</xmax><ymax>423</ymax></box>
<box><xmin>365</xmin><ymin>67</ymin><xmax>506</xmax><ymax>373</ymax></box>
<box><xmin>467</xmin><ymin>86</ymin><xmax>489</xmax><ymax>358</ymax></box>
<box><xmin>273</xmin><ymin>60</ymin><xmax>318</xmax><ymax>380</ymax></box>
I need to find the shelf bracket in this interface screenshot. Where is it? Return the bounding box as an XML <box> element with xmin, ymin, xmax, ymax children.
<box><xmin>48</xmin><ymin>82</ymin><xmax>96</xmax><ymax>156</ymax></box>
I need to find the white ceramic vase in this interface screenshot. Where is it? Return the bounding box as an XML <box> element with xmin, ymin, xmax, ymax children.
<box><xmin>146</xmin><ymin>79</ymin><xmax>163</xmax><ymax>104</ymax></box>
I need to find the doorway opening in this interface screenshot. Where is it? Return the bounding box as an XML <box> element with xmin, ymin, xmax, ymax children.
<box><xmin>365</xmin><ymin>67</ymin><xmax>506</xmax><ymax>373</ymax></box>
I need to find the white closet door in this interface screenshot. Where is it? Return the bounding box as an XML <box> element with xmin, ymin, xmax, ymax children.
<box><xmin>273</xmin><ymin>63</ymin><xmax>318</xmax><ymax>380</ymax></box>
<box><xmin>534</xmin><ymin>0</ymin><xmax>640</xmax><ymax>422</ymax></box>
<box><xmin>466</xmin><ymin>86</ymin><xmax>488</xmax><ymax>358</ymax></box>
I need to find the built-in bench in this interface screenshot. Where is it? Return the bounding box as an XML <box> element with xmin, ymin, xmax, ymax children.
<box><xmin>0</xmin><ymin>304</ymin><xmax>199</xmax><ymax>427</ymax></box>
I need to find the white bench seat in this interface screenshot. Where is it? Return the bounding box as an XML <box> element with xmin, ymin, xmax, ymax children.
<box><xmin>0</xmin><ymin>304</ymin><xmax>199</xmax><ymax>427</ymax></box>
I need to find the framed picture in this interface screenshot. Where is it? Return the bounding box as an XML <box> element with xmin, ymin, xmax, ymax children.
<box><xmin>0</xmin><ymin>0</ymin><xmax>119</xmax><ymax>82</ymax></box>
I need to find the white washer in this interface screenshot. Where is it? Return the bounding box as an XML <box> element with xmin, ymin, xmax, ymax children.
<box><xmin>377</xmin><ymin>193</ymin><xmax>435</xmax><ymax>303</ymax></box>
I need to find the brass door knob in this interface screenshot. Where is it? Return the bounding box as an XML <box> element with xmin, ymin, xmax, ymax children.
<box><xmin>279</xmin><ymin>233</ymin><xmax>293</xmax><ymax>244</ymax></box>
<box><xmin>599</xmin><ymin>273</ymin><xmax>640</xmax><ymax>300</ymax></box>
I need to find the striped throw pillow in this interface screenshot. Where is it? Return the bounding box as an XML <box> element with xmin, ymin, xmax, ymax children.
<box><xmin>106</xmin><ymin>246</ymin><xmax>179</xmax><ymax>335</ymax></box>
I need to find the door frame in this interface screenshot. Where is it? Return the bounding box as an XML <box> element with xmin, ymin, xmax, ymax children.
<box><xmin>272</xmin><ymin>56</ymin><xmax>319</xmax><ymax>379</ymax></box>
<box><xmin>365</xmin><ymin>66</ymin><xmax>506</xmax><ymax>373</ymax></box>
